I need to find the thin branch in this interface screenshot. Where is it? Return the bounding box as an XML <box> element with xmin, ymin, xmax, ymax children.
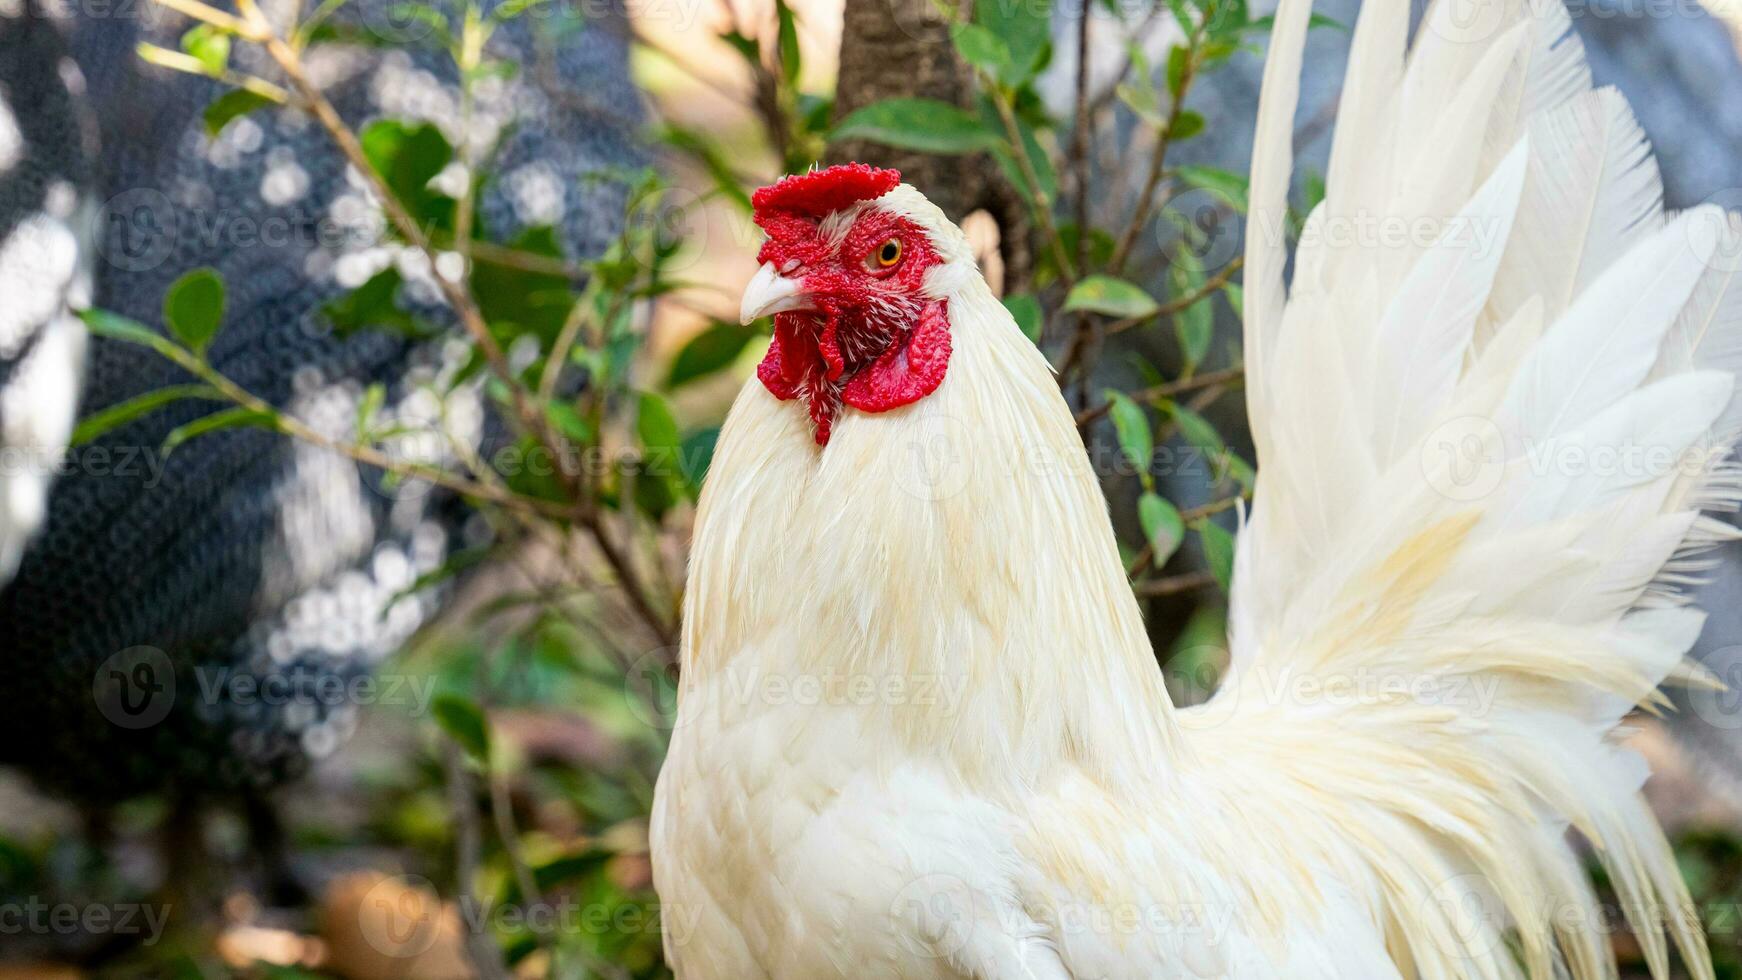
<box><xmin>231</xmin><ymin>0</ymin><xmax>556</xmax><ymax>470</ymax></box>
<box><xmin>145</xmin><ymin>335</ymin><xmax>574</xmax><ymax>519</ymax></box>
<box><xmin>134</xmin><ymin>45</ymin><xmax>298</xmax><ymax>105</ymax></box>
<box><xmin>581</xmin><ymin>510</ymin><xmax>676</xmax><ymax>649</ymax></box>
<box><xmin>539</xmin><ymin>294</ymin><xmax>591</xmax><ymax>406</ymax></box>
<box><xmin>452</xmin><ymin>7</ymin><xmax>484</xmax><ymax>269</ymax></box>
<box><xmin>442</xmin><ymin>743</ymin><xmax>512</xmax><ymax>980</ymax></box>
<box><xmin>986</xmin><ymin>85</ymin><xmax>1075</xmax><ymax>284</ymax></box>
<box><xmin>1064</xmin><ymin>2</ymin><xmax>1094</xmax><ymax>378</ymax></box>
<box><xmin>1132</xmin><ymin>569</ymin><xmax>1217</xmax><ymax>597</ymax></box>
<box><xmin>1109</xmin><ymin>54</ymin><xmax>1198</xmax><ymax>275</ymax></box>
<box><xmin>152</xmin><ymin>0</ymin><xmax>265</xmax><ymax>38</ymax></box>
<box><xmin>1181</xmin><ymin>493</ymin><xmax>1246</xmax><ymax>524</ymax></box>
<box><xmin>1069</xmin><ymin>5</ymin><xmax>1092</xmax><ymax>271</ymax></box>
<box><xmin>1076</xmin><ymin>365</ymin><xmax>1243</xmax><ymax>426</ymax></box>
<box><xmin>1085</xmin><ymin>3</ymin><xmax>1168</xmax><ymax>116</ymax></box>
<box><xmin>1103</xmin><ymin>256</ymin><xmax>1243</xmax><ymax>336</ymax></box>
<box><xmin>1124</xmin><ymin>492</ymin><xmax>1248</xmax><ymax>576</ymax></box>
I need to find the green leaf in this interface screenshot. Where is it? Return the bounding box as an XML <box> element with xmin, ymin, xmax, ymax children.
<box><xmin>356</xmin><ymin>383</ymin><xmax>386</xmax><ymax>441</ymax></box>
<box><xmin>659</xmin><ymin>126</ymin><xmax>752</xmax><ymax>213</ymax></box>
<box><xmin>531</xmin><ymin>849</ymin><xmax>614</xmax><ymax>892</ymax></box>
<box><xmin>668</xmin><ymin>322</ymin><xmax>759</xmax><ymax>387</ymax></box>
<box><xmin>1168</xmin><ymin>401</ymin><xmax>1225</xmax><ymax>455</ymax></box>
<box><xmin>1116</xmin><ymin>81</ymin><xmax>1164</xmax><ymax>126</ymax></box>
<box><xmin>974</xmin><ymin>94</ymin><xmax>1058</xmax><ymax>209</ymax></box>
<box><xmin>1223</xmin><ymin>282</ymin><xmax>1244</xmax><ymax>318</ymax></box>
<box><xmin>1165</xmin><ymin>46</ymin><xmax>1189</xmax><ymax>100</ymax></box>
<box><xmin>180</xmin><ymin>24</ymin><xmax>230</xmax><ymax>76</ymax></box>
<box><xmin>163</xmin><ymin>268</ymin><xmax>226</xmax><ymax>354</ymax></box>
<box><xmin>431</xmin><ymin>692</ymin><xmax>491</xmax><ymax>763</ymax></box>
<box><xmin>636</xmin><ymin>391</ymin><xmax>688</xmax><ymax>498</ymax></box>
<box><xmin>545</xmin><ymin>400</ymin><xmax>593</xmax><ymax>444</ymax></box>
<box><xmin>951</xmin><ymin>23</ymin><xmax>1013</xmax><ymax>82</ymax></box>
<box><xmin>636</xmin><ymin>391</ymin><xmax>681</xmax><ymax>454</ymax></box>
<box><xmin>1303</xmin><ymin>169</ymin><xmax>1327</xmax><ymax>213</ymax></box>
<box><xmin>774</xmin><ymin>0</ymin><xmax>802</xmax><ymax>84</ymax></box>
<box><xmin>1169</xmin><ymin>110</ymin><xmax>1205</xmax><ymax>140</ymax></box>
<box><xmin>1225</xmin><ymin>452</ymin><xmax>1257</xmax><ymax>492</ymax></box>
<box><xmin>359</xmin><ymin>120</ymin><xmax>454</xmax><ymax>219</ymax></box>
<box><xmin>1165</xmin><ymin>0</ymin><xmax>1192</xmax><ymax>31</ymax></box>
<box><xmin>1170</xmin><ymin>260</ymin><xmax>1213</xmax><ymax>369</ymax></box>
<box><xmin>72</xmin><ymin>385</ymin><xmax>225</xmax><ymax>446</ymax></box>
<box><xmin>1001</xmin><ymin>294</ymin><xmax>1044</xmax><ymax>344</ymax></box>
<box><xmin>1244</xmin><ymin>12</ymin><xmax>1347</xmax><ymax>33</ymax></box>
<box><xmin>832</xmin><ymin>99</ymin><xmax>1003</xmax><ymax>155</ymax></box>
<box><xmin>322</xmin><ymin>267</ymin><xmax>433</xmax><ymax>339</ymax></box>
<box><xmin>1064</xmin><ymin>275</ymin><xmax>1160</xmax><ymax>319</ymax></box>
<box><xmin>386</xmin><ymin>2</ymin><xmax>453</xmax><ymax>44</ymax></box>
<box><xmin>203</xmin><ymin>89</ymin><xmax>275</xmax><ymax>137</ymax></box>
<box><xmin>472</xmin><ymin>226</ymin><xmax>570</xmax><ymax>346</ymax></box>
<box><xmin>161</xmin><ymin>407</ymin><xmax>277</xmax><ymax>458</ymax></box>
<box><xmin>490</xmin><ymin>0</ymin><xmax>550</xmax><ymax>21</ymax></box>
<box><xmin>1138</xmin><ymin>492</ymin><xmax>1185</xmax><ymax>566</ymax></box>
<box><xmin>681</xmin><ymin>425</ymin><xmax>720</xmax><ymax>490</ymax></box>
<box><xmin>80</xmin><ymin>309</ymin><xmax>178</xmax><ymax>356</ymax></box>
<box><xmin>1116</xmin><ymin>39</ymin><xmax>1162</xmax><ymax>123</ymax></box>
<box><xmin>1177</xmin><ymin>165</ymin><xmax>1249</xmax><ymax>212</ymax></box>
<box><xmin>1198</xmin><ymin>521</ymin><xmax>1235</xmax><ymax>591</ymax></box>
<box><xmin>1105</xmin><ymin>390</ymin><xmax>1154</xmax><ymax>477</ymax></box>
<box><xmin>719</xmin><ymin>30</ymin><xmax>760</xmax><ymax>63</ymax></box>
<box><xmin>974</xmin><ymin>0</ymin><xmax>1053</xmax><ymax>81</ymax></box>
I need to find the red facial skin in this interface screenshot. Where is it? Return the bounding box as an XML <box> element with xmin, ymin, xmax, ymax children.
<box><xmin>750</xmin><ymin>166</ymin><xmax>953</xmax><ymax>446</ymax></box>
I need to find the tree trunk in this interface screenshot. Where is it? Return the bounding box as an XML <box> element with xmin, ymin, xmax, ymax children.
<box><xmin>827</xmin><ymin>0</ymin><xmax>1033</xmax><ymax>291</ymax></box>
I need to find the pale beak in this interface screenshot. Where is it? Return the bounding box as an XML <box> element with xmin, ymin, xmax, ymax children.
<box><xmin>740</xmin><ymin>263</ymin><xmax>814</xmax><ymax>325</ymax></box>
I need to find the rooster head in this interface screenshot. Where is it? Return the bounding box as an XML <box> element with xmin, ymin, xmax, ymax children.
<box><xmin>740</xmin><ymin>163</ymin><xmax>972</xmax><ymax>446</ymax></box>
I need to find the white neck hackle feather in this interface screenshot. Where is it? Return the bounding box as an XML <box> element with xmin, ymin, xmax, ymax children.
<box><xmin>684</xmin><ymin>184</ymin><xmax>1184</xmax><ymax>794</ymax></box>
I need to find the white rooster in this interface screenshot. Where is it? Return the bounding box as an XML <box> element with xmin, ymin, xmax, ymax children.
<box><xmin>651</xmin><ymin>0</ymin><xmax>1742</xmax><ymax>974</ymax></box>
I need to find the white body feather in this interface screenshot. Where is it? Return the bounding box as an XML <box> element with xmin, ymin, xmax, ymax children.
<box><xmin>652</xmin><ymin>0</ymin><xmax>1742</xmax><ymax>975</ymax></box>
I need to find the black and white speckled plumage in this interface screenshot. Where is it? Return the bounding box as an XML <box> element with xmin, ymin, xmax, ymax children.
<box><xmin>0</xmin><ymin>0</ymin><xmax>642</xmax><ymax>800</ymax></box>
<box><xmin>0</xmin><ymin>1</ymin><xmax>93</xmax><ymax>585</ymax></box>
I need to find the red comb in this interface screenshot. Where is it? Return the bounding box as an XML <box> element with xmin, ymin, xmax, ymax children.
<box><xmin>751</xmin><ymin>163</ymin><xmax>901</xmax><ymax>220</ymax></box>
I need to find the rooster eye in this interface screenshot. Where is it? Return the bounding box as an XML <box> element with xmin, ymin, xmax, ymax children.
<box><xmin>874</xmin><ymin>239</ymin><xmax>902</xmax><ymax>268</ymax></box>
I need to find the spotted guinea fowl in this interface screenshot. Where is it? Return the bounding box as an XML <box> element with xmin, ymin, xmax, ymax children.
<box><xmin>0</xmin><ymin>0</ymin><xmax>642</xmax><ymax>803</ymax></box>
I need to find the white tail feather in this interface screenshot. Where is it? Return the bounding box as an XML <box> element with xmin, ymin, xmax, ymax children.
<box><xmin>1209</xmin><ymin>0</ymin><xmax>1738</xmax><ymax>974</ymax></box>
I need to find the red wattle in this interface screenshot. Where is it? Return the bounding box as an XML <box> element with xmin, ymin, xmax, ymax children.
<box><xmin>842</xmin><ymin>301</ymin><xmax>951</xmax><ymax>414</ymax></box>
<box><xmin>817</xmin><ymin>316</ymin><xmax>845</xmax><ymax>382</ymax></box>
